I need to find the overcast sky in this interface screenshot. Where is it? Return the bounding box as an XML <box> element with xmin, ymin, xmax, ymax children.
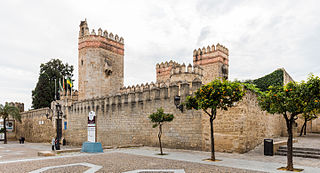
<box><xmin>0</xmin><ymin>0</ymin><xmax>319</xmax><ymax>110</ymax></box>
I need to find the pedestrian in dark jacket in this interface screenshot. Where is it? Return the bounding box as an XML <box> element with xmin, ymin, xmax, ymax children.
<box><xmin>52</xmin><ymin>138</ymin><xmax>55</xmax><ymax>151</ymax></box>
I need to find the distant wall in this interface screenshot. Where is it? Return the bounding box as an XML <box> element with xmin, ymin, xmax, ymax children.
<box><xmin>311</xmin><ymin>117</ymin><xmax>320</xmax><ymax>133</ymax></box>
<box><xmin>16</xmin><ymin>108</ymin><xmax>55</xmax><ymax>143</ymax></box>
<box><xmin>282</xmin><ymin>68</ymin><xmax>294</xmax><ymax>85</ymax></box>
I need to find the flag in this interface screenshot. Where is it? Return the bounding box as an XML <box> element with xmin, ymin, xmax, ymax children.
<box><xmin>59</xmin><ymin>79</ymin><xmax>63</xmax><ymax>91</ymax></box>
<box><xmin>67</xmin><ymin>78</ymin><xmax>73</xmax><ymax>88</ymax></box>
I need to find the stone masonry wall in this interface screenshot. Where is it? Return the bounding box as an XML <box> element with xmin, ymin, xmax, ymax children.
<box><xmin>311</xmin><ymin>117</ymin><xmax>320</xmax><ymax>133</ymax></box>
<box><xmin>15</xmin><ymin>108</ymin><xmax>55</xmax><ymax>143</ymax></box>
<box><xmin>66</xmin><ymin>81</ymin><xmax>204</xmax><ymax>149</ymax></box>
<box><xmin>65</xmin><ymin>82</ymin><xmax>287</xmax><ymax>153</ymax></box>
<box><xmin>78</xmin><ymin>21</ymin><xmax>124</xmax><ymax>100</ymax></box>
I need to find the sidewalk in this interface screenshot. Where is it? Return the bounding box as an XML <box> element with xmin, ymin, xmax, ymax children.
<box><xmin>116</xmin><ymin>147</ymin><xmax>320</xmax><ymax>173</ymax></box>
<box><xmin>0</xmin><ymin>141</ymin><xmax>77</xmax><ymax>161</ymax></box>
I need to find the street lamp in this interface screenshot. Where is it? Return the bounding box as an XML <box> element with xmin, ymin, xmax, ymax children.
<box><xmin>174</xmin><ymin>95</ymin><xmax>183</xmax><ymax>112</ymax></box>
<box><xmin>55</xmin><ymin>103</ymin><xmax>63</xmax><ymax>150</ymax></box>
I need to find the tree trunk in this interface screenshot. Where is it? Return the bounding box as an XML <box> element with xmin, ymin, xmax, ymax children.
<box><xmin>158</xmin><ymin>124</ymin><xmax>163</xmax><ymax>155</ymax></box>
<box><xmin>210</xmin><ymin>116</ymin><xmax>215</xmax><ymax>161</ymax></box>
<box><xmin>286</xmin><ymin>118</ymin><xmax>294</xmax><ymax>171</ymax></box>
<box><xmin>304</xmin><ymin>118</ymin><xmax>307</xmax><ymax>135</ymax></box>
<box><xmin>3</xmin><ymin>117</ymin><xmax>7</xmax><ymax>144</ymax></box>
<box><xmin>299</xmin><ymin>121</ymin><xmax>306</xmax><ymax>136</ymax></box>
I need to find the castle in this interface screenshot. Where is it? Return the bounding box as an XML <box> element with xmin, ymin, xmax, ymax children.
<box><xmin>11</xmin><ymin>20</ymin><xmax>320</xmax><ymax>153</ymax></box>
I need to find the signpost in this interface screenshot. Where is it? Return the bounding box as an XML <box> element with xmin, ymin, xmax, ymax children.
<box><xmin>81</xmin><ymin>110</ymin><xmax>103</xmax><ymax>153</ymax></box>
<box><xmin>88</xmin><ymin>111</ymin><xmax>96</xmax><ymax>142</ymax></box>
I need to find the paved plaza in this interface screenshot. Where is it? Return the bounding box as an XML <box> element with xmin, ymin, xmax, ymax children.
<box><xmin>0</xmin><ymin>134</ymin><xmax>320</xmax><ymax>173</ymax></box>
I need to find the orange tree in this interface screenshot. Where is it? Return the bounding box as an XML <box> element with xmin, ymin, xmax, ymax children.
<box><xmin>149</xmin><ymin>108</ymin><xmax>174</xmax><ymax>155</ymax></box>
<box><xmin>299</xmin><ymin>75</ymin><xmax>320</xmax><ymax>136</ymax></box>
<box><xmin>185</xmin><ymin>79</ymin><xmax>244</xmax><ymax>161</ymax></box>
<box><xmin>258</xmin><ymin>76</ymin><xmax>320</xmax><ymax>171</ymax></box>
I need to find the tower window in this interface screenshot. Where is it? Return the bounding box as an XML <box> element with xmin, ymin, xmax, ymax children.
<box><xmin>81</xmin><ymin>60</ymin><xmax>84</xmax><ymax>65</ymax></box>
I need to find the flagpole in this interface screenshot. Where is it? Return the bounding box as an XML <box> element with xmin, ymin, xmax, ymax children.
<box><xmin>71</xmin><ymin>79</ymin><xmax>72</xmax><ymax>100</ymax></box>
<box><xmin>63</xmin><ymin>77</ymin><xmax>65</xmax><ymax>96</ymax></box>
<box><xmin>54</xmin><ymin>78</ymin><xmax>57</xmax><ymax>101</ymax></box>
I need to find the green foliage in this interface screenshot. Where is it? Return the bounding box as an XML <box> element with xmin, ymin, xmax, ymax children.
<box><xmin>0</xmin><ymin>104</ymin><xmax>21</xmax><ymax>122</ymax></box>
<box><xmin>258</xmin><ymin>75</ymin><xmax>320</xmax><ymax>117</ymax></box>
<box><xmin>0</xmin><ymin>103</ymin><xmax>21</xmax><ymax>144</ymax></box>
<box><xmin>300</xmin><ymin>74</ymin><xmax>320</xmax><ymax>115</ymax></box>
<box><xmin>0</xmin><ymin>128</ymin><xmax>5</xmax><ymax>133</ymax></box>
<box><xmin>186</xmin><ymin>80</ymin><xmax>245</xmax><ymax>114</ymax></box>
<box><xmin>242</xmin><ymin>83</ymin><xmax>263</xmax><ymax>95</ymax></box>
<box><xmin>257</xmin><ymin>74</ymin><xmax>320</xmax><ymax>170</ymax></box>
<box><xmin>32</xmin><ymin>59</ymin><xmax>74</xmax><ymax>109</ymax></box>
<box><xmin>149</xmin><ymin>108</ymin><xmax>174</xmax><ymax>128</ymax></box>
<box><xmin>258</xmin><ymin>82</ymin><xmax>304</xmax><ymax>116</ymax></box>
<box><xmin>251</xmin><ymin>69</ymin><xmax>284</xmax><ymax>91</ymax></box>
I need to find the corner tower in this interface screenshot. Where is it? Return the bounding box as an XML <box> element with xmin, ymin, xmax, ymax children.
<box><xmin>193</xmin><ymin>44</ymin><xmax>229</xmax><ymax>84</ymax></box>
<box><xmin>78</xmin><ymin>20</ymin><xmax>124</xmax><ymax>100</ymax></box>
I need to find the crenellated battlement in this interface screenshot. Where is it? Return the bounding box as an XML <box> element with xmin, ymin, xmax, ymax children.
<box><xmin>78</xmin><ymin>19</ymin><xmax>124</xmax><ymax>55</ymax></box>
<box><xmin>79</xmin><ymin>19</ymin><xmax>124</xmax><ymax>44</ymax></box>
<box><xmin>69</xmin><ymin>79</ymin><xmax>202</xmax><ymax>114</ymax></box>
<box><xmin>156</xmin><ymin>60</ymin><xmax>180</xmax><ymax>83</ymax></box>
<box><xmin>120</xmin><ymin>81</ymin><xmax>160</xmax><ymax>94</ymax></box>
<box><xmin>170</xmin><ymin>63</ymin><xmax>203</xmax><ymax>76</ymax></box>
<box><xmin>169</xmin><ymin>63</ymin><xmax>203</xmax><ymax>83</ymax></box>
<box><xmin>193</xmin><ymin>43</ymin><xmax>229</xmax><ymax>83</ymax></box>
<box><xmin>193</xmin><ymin>43</ymin><xmax>228</xmax><ymax>56</ymax></box>
<box><xmin>6</xmin><ymin>102</ymin><xmax>24</xmax><ymax>112</ymax></box>
<box><xmin>193</xmin><ymin>43</ymin><xmax>229</xmax><ymax>67</ymax></box>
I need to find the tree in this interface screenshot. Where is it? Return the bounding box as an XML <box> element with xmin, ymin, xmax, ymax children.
<box><xmin>299</xmin><ymin>113</ymin><xmax>317</xmax><ymax>136</ymax></box>
<box><xmin>32</xmin><ymin>59</ymin><xmax>74</xmax><ymax>109</ymax></box>
<box><xmin>0</xmin><ymin>103</ymin><xmax>21</xmax><ymax>144</ymax></box>
<box><xmin>149</xmin><ymin>108</ymin><xmax>174</xmax><ymax>155</ymax></box>
<box><xmin>258</xmin><ymin>76</ymin><xmax>320</xmax><ymax>171</ymax></box>
<box><xmin>185</xmin><ymin>79</ymin><xmax>245</xmax><ymax>161</ymax></box>
<box><xmin>299</xmin><ymin>75</ymin><xmax>320</xmax><ymax>136</ymax></box>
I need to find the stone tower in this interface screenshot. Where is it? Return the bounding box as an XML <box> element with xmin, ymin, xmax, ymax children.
<box><xmin>78</xmin><ymin>20</ymin><xmax>124</xmax><ymax>100</ymax></box>
<box><xmin>193</xmin><ymin>44</ymin><xmax>229</xmax><ymax>84</ymax></box>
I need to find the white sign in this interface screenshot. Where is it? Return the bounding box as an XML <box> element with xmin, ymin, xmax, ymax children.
<box><xmin>88</xmin><ymin>111</ymin><xmax>96</xmax><ymax>142</ymax></box>
<box><xmin>88</xmin><ymin>127</ymin><xmax>96</xmax><ymax>142</ymax></box>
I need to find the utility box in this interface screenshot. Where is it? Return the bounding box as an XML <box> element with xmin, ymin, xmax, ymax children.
<box><xmin>264</xmin><ymin>139</ymin><xmax>273</xmax><ymax>156</ymax></box>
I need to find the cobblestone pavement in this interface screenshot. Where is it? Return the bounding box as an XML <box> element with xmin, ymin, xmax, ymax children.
<box><xmin>0</xmin><ymin>134</ymin><xmax>319</xmax><ymax>172</ymax></box>
<box><xmin>0</xmin><ymin>151</ymin><xmax>262</xmax><ymax>173</ymax></box>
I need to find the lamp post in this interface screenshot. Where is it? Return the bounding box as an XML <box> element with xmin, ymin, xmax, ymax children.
<box><xmin>174</xmin><ymin>95</ymin><xmax>183</xmax><ymax>112</ymax></box>
<box><xmin>55</xmin><ymin>103</ymin><xmax>63</xmax><ymax>150</ymax></box>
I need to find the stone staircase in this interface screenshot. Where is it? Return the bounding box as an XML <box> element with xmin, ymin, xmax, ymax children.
<box><xmin>275</xmin><ymin>146</ymin><xmax>320</xmax><ymax>159</ymax></box>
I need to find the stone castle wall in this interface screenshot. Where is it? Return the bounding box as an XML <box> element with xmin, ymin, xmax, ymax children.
<box><xmin>311</xmin><ymin>117</ymin><xmax>320</xmax><ymax>133</ymax></box>
<box><xmin>15</xmin><ymin>108</ymin><xmax>56</xmax><ymax>143</ymax></box>
<box><xmin>64</xmin><ymin>81</ymin><xmax>286</xmax><ymax>153</ymax></box>
<box><xmin>65</xmin><ymin>81</ymin><xmax>204</xmax><ymax>149</ymax></box>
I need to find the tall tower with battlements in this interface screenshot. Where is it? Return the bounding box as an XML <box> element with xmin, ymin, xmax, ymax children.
<box><xmin>78</xmin><ymin>20</ymin><xmax>124</xmax><ymax>100</ymax></box>
<box><xmin>193</xmin><ymin>43</ymin><xmax>229</xmax><ymax>84</ymax></box>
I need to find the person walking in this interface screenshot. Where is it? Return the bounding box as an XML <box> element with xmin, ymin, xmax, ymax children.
<box><xmin>51</xmin><ymin>138</ymin><xmax>55</xmax><ymax>151</ymax></box>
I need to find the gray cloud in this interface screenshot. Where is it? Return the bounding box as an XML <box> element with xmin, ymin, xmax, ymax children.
<box><xmin>0</xmin><ymin>0</ymin><xmax>319</xmax><ymax>109</ymax></box>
